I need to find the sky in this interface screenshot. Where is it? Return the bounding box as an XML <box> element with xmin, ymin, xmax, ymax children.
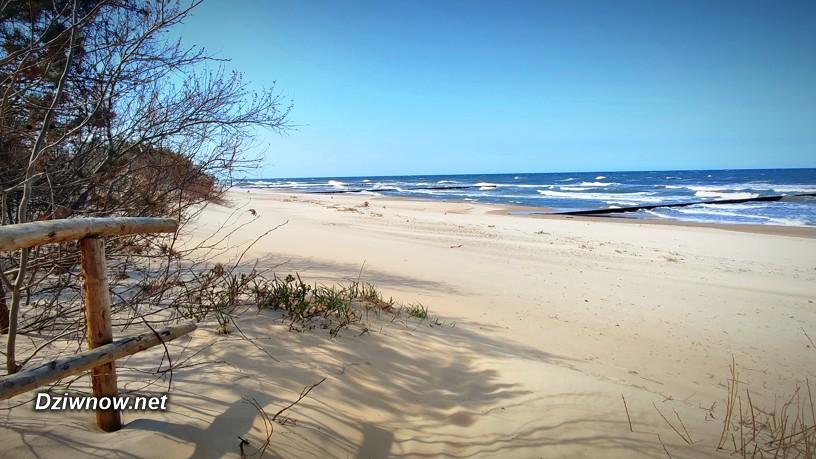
<box><xmin>176</xmin><ymin>0</ymin><xmax>816</xmax><ymax>178</ymax></box>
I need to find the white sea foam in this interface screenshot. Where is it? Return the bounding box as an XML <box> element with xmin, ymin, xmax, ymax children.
<box><xmin>660</xmin><ymin>182</ymin><xmax>811</xmax><ymax>194</ymax></box>
<box><xmin>764</xmin><ymin>217</ymin><xmax>809</xmax><ymax>227</ymax></box>
<box><xmin>400</xmin><ymin>188</ymin><xmax>440</xmax><ymax>195</ymax></box>
<box><xmin>771</xmin><ymin>185</ymin><xmax>816</xmax><ymax>193</ymax></box>
<box><xmin>644</xmin><ymin>209</ymin><xmax>669</xmax><ymax>219</ymax></box>
<box><xmin>687</xmin><ymin>185</ymin><xmax>741</xmax><ymax>192</ymax></box>
<box><xmin>437</xmin><ymin>180</ymin><xmax>457</xmax><ymax>184</ymax></box>
<box><xmin>649</xmin><ymin>209</ymin><xmax>810</xmax><ymax>227</ymax></box>
<box><xmin>595</xmin><ymin>176</ymin><xmax>606</xmax><ymax>180</ymax></box>
<box><xmin>647</xmin><ymin>204</ymin><xmax>812</xmax><ymax>227</ymax></box>
<box><xmin>240</xmin><ymin>180</ymin><xmax>316</xmax><ymax>189</ymax></box>
<box><xmin>686</xmin><ymin>183</ymin><xmax>772</xmax><ymax>192</ymax></box>
<box><xmin>327</xmin><ymin>180</ymin><xmax>346</xmax><ymax>188</ymax></box>
<box><xmin>645</xmin><ymin>208</ymin><xmax>758</xmax><ymax>223</ymax></box>
<box><xmin>694</xmin><ymin>190</ymin><xmax>758</xmax><ymax>199</ymax></box>
<box><xmin>673</xmin><ymin>207</ymin><xmax>753</xmax><ymax>218</ymax></box>
<box><xmin>537</xmin><ymin>190</ymin><xmax>665</xmax><ymax>203</ymax></box>
<box><xmin>696</xmin><ymin>203</ymin><xmax>770</xmax><ymax>210</ymax></box>
<box><xmin>577</xmin><ymin>181</ymin><xmax>619</xmax><ymax>187</ymax></box>
<box><xmin>479</xmin><ymin>186</ymin><xmax>497</xmax><ymax>190</ymax></box>
<box><xmin>559</xmin><ymin>186</ymin><xmax>590</xmax><ymax>191</ymax></box>
<box><xmin>605</xmin><ymin>201</ymin><xmax>638</xmax><ymax>206</ymax></box>
<box><xmin>471</xmin><ymin>182</ymin><xmax>548</xmax><ymax>189</ymax></box>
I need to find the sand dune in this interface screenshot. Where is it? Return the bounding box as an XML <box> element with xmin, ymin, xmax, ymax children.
<box><xmin>2</xmin><ymin>189</ymin><xmax>815</xmax><ymax>458</ymax></box>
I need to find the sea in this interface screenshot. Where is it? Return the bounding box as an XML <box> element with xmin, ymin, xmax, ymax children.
<box><xmin>238</xmin><ymin>168</ymin><xmax>816</xmax><ymax>227</ymax></box>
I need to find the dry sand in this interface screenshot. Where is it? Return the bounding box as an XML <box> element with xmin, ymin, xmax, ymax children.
<box><xmin>2</xmin><ymin>189</ymin><xmax>815</xmax><ymax>458</ymax></box>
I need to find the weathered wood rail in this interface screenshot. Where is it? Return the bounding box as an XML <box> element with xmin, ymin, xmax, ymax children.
<box><xmin>0</xmin><ymin>217</ymin><xmax>196</xmax><ymax>432</ymax></box>
<box><xmin>0</xmin><ymin>324</ymin><xmax>196</xmax><ymax>400</ymax></box>
<box><xmin>0</xmin><ymin>217</ymin><xmax>178</xmax><ymax>251</ymax></box>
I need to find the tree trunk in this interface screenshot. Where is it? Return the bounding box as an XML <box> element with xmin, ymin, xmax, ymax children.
<box><xmin>0</xmin><ymin>280</ymin><xmax>8</xmax><ymax>334</ymax></box>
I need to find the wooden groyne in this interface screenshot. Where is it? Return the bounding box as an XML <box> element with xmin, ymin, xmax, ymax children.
<box><xmin>556</xmin><ymin>193</ymin><xmax>816</xmax><ymax>216</ymax></box>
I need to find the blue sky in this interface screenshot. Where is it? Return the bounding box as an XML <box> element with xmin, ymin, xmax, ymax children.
<box><xmin>177</xmin><ymin>1</ymin><xmax>816</xmax><ymax>178</ymax></box>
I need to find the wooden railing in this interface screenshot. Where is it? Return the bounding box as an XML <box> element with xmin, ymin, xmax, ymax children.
<box><xmin>0</xmin><ymin>217</ymin><xmax>196</xmax><ymax>432</ymax></box>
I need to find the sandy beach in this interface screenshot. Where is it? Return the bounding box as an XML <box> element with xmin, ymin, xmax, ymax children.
<box><xmin>2</xmin><ymin>0</ymin><xmax>814</xmax><ymax>456</ymax></box>
<box><xmin>2</xmin><ymin>189</ymin><xmax>815</xmax><ymax>458</ymax></box>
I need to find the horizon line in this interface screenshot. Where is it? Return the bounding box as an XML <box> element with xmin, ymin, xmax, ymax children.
<box><xmin>244</xmin><ymin>166</ymin><xmax>816</xmax><ymax>181</ymax></box>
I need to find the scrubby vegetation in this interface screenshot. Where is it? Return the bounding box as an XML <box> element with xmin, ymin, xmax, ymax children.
<box><xmin>0</xmin><ymin>0</ymin><xmax>289</xmax><ymax>375</ymax></box>
<box><xmin>177</xmin><ymin>261</ymin><xmax>439</xmax><ymax>338</ymax></box>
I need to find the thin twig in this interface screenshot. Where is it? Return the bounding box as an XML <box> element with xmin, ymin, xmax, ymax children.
<box><xmin>657</xmin><ymin>434</ymin><xmax>674</xmax><ymax>459</ymax></box>
<box><xmin>653</xmin><ymin>401</ymin><xmax>692</xmax><ymax>445</ymax></box>
<box><xmin>272</xmin><ymin>377</ymin><xmax>326</xmax><ymax>422</ymax></box>
<box><xmin>622</xmin><ymin>394</ymin><xmax>633</xmax><ymax>432</ymax></box>
<box><xmin>244</xmin><ymin>377</ymin><xmax>327</xmax><ymax>458</ymax></box>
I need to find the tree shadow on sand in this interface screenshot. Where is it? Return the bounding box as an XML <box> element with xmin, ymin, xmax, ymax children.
<box><xmin>1</xmin><ymin>313</ymin><xmax>671</xmax><ymax>458</ymax></box>
<box><xmin>1</xmin><ymin>258</ymin><xmax>674</xmax><ymax>458</ymax></box>
<box><xmin>113</xmin><ymin>311</ymin><xmax>669</xmax><ymax>458</ymax></box>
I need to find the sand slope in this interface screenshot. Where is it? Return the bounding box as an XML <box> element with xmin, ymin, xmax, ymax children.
<box><xmin>2</xmin><ymin>189</ymin><xmax>815</xmax><ymax>458</ymax></box>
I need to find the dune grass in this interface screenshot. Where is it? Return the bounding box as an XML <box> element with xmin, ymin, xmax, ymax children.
<box><xmin>716</xmin><ymin>358</ymin><xmax>815</xmax><ymax>458</ymax></box>
<box><xmin>405</xmin><ymin>303</ymin><xmax>429</xmax><ymax>320</ymax></box>
<box><xmin>247</xmin><ymin>272</ymin><xmax>433</xmax><ymax>336</ymax></box>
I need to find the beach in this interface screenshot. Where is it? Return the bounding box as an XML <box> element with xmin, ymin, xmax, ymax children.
<box><xmin>2</xmin><ymin>188</ymin><xmax>815</xmax><ymax>458</ymax></box>
<box><xmin>2</xmin><ymin>0</ymin><xmax>814</xmax><ymax>456</ymax></box>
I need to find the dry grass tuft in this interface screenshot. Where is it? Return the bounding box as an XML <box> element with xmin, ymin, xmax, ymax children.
<box><xmin>718</xmin><ymin>357</ymin><xmax>815</xmax><ymax>458</ymax></box>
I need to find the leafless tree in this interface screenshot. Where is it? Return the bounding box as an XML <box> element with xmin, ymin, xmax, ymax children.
<box><xmin>0</xmin><ymin>0</ymin><xmax>291</xmax><ymax>374</ymax></box>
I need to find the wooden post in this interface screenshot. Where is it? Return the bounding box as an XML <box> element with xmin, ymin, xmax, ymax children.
<box><xmin>79</xmin><ymin>237</ymin><xmax>122</xmax><ymax>432</ymax></box>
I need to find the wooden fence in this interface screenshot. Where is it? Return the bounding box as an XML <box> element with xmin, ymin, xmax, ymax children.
<box><xmin>0</xmin><ymin>217</ymin><xmax>196</xmax><ymax>432</ymax></box>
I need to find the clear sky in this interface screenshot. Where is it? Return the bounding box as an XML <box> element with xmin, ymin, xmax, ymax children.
<box><xmin>176</xmin><ymin>0</ymin><xmax>816</xmax><ymax>178</ymax></box>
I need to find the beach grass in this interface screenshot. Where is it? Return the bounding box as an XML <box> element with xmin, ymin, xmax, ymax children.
<box><xmin>405</xmin><ymin>303</ymin><xmax>429</xmax><ymax>320</ymax></box>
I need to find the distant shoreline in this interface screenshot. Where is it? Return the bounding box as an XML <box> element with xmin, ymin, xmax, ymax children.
<box><xmin>238</xmin><ymin>188</ymin><xmax>816</xmax><ymax>239</ymax></box>
<box><xmin>235</xmin><ymin>169</ymin><xmax>816</xmax><ymax>228</ymax></box>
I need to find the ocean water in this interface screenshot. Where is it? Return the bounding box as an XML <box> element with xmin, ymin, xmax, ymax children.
<box><xmin>238</xmin><ymin>169</ymin><xmax>816</xmax><ymax>227</ymax></box>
